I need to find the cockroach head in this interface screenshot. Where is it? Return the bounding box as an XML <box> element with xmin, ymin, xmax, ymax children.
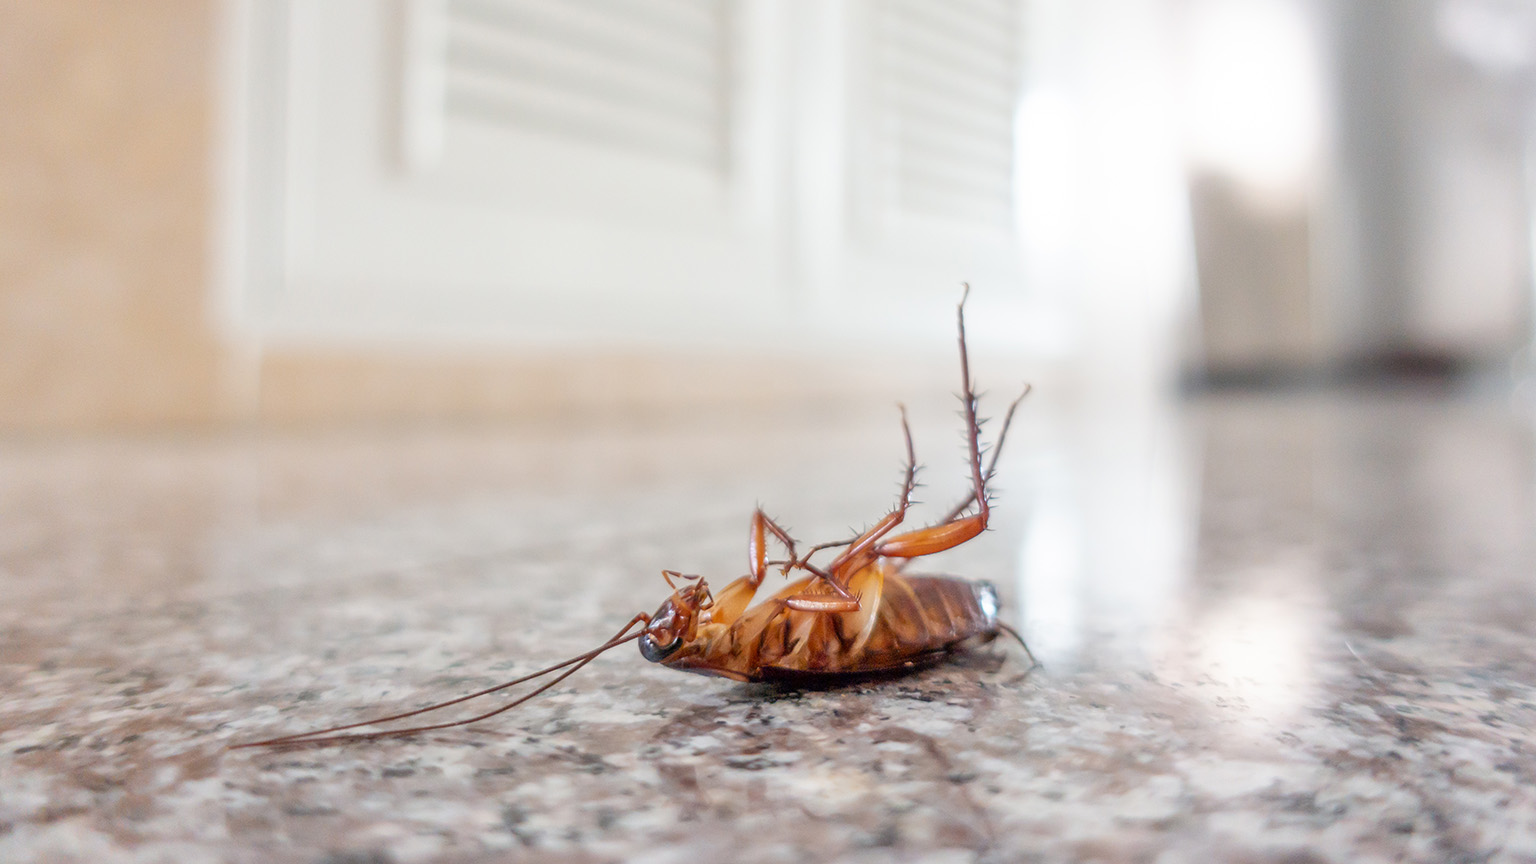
<box><xmin>639</xmin><ymin>576</ymin><xmax>710</xmax><ymax>663</ymax></box>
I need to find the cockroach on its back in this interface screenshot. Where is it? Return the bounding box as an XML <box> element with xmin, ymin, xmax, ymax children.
<box><xmin>234</xmin><ymin>287</ymin><xmax>1033</xmax><ymax>749</ymax></box>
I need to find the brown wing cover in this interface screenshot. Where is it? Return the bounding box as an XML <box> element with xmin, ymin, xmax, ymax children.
<box><xmin>664</xmin><ymin>565</ymin><xmax>997</xmax><ymax>680</ymax></box>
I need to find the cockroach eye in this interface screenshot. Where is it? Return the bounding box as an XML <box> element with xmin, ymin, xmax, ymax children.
<box><xmin>639</xmin><ymin>632</ymin><xmax>681</xmax><ymax>663</ymax></box>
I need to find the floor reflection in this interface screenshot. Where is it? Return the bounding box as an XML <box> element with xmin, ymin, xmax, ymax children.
<box><xmin>1016</xmin><ymin>391</ymin><xmax>1536</xmax><ymax>708</ymax></box>
<box><xmin>1016</xmin><ymin>397</ymin><xmax>1199</xmax><ymax>668</ymax></box>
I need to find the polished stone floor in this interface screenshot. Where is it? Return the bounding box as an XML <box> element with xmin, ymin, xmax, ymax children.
<box><xmin>2</xmin><ymin>391</ymin><xmax>1534</xmax><ymax>863</ymax></box>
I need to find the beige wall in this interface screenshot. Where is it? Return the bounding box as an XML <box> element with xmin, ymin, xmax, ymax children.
<box><xmin>0</xmin><ymin>0</ymin><xmax>233</xmax><ymax>431</ymax></box>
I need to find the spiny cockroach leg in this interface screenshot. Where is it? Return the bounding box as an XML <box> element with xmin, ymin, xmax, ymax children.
<box><xmin>937</xmin><ymin>384</ymin><xmax>1030</xmax><ymax>524</ymax></box>
<box><xmin>856</xmin><ymin>289</ymin><xmax>1004</xmax><ymax>562</ymax></box>
<box><xmin>780</xmin><ymin>404</ymin><xmax>919</xmax><ymax>613</ymax></box>
<box><xmin>749</xmin><ymin>508</ymin><xmax>805</xmax><ymax>585</ymax></box>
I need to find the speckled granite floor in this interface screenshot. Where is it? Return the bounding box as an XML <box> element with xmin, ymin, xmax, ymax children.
<box><xmin>2</xmin><ymin>393</ymin><xmax>1534</xmax><ymax>864</ymax></box>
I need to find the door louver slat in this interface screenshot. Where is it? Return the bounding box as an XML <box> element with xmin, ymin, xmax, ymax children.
<box><xmin>872</xmin><ymin>0</ymin><xmax>1022</xmax><ymax>228</ymax></box>
<box><xmin>436</xmin><ymin>0</ymin><xmax>729</xmax><ymax>171</ymax></box>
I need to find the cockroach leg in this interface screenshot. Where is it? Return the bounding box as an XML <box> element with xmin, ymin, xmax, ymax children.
<box><xmin>793</xmin><ymin>537</ymin><xmax>853</xmax><ymax>562</ymax></box>
<box><xmin>858</xmin><ymin>286</ymin><xmax>1020</xmax><ymax>563</ymax></box>
<box><xmin>818</xmin><ymin>406</ymin><xmax>920</xmax><ymax>576</ymax></box>
<box><xmin>749</xmin><ymin>509</ymin><xmax>803</xmax><ymax>584</ymax></box>
<box><xmin>937</xmin><ymin>384</ymin><xmax>1031</xmax><ymax>524</ymax></box>
<box><xmin>783</xmin><ymin>592</ymin><xmax>863</xmax><ymax>613</ymax></box>
<box><xmin>779</xmin><ymin>289</ymin><xmax>1029</xmax><ymax>618</ymax></box>
<box><xmin>661</xmin><ymin>570</ymin><xmax>700</xmax><ymax>591</ymax></box>
<box><xmin>701</xmin><ymin>509</ymin><xmax>800</xmax><ymax>627</ymax></box>
<box><xmin>778</xmin><ymin>406</ymin><xmax>919</xmax><ymax>613</ymax></box>
<box><xmin>782</xmin><ymin>557</ymin><xmax>864</xmax><ymax>612</ymax></box>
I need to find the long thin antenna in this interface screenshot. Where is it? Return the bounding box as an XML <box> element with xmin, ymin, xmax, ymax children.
<box><xmin>231</xmin><ymin>615</ymin><xmax>649</xmax><ymax>749</ymax></box>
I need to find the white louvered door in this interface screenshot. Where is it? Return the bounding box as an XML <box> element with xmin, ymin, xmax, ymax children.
<box><xmin>799</xmin><ymin>0</ymin><xmax>1038</xmax><ymax>342</ymax></box>
<box><xmin>234</xmin><ymin>0</ymin><xmax>784</xmax><ymax>346</ymax></box>
<box><xmin>417</xmin><ymin>0</ymin><xmax>729</xmax><ymax>173</ymax></box>
<box><xmin>226</xmin><ymin>0</ymin><xmax>1051</xmax><ymax>349</ymax></box>
<box><xmin>867</xmin><ymin>0</ymin><xmax>1021</xmax><ymax>229</ymax></box>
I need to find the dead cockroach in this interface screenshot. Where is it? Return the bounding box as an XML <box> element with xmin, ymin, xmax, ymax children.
<box><xmin>234</xmin><ymin>288</ymin><xmax>1032</xmax><ymax>749</ymax></box>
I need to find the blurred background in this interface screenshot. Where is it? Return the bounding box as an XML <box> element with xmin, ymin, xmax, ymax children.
<box><xmin>1</xmin><ymin>0</ymin><xmax>1534</xmax><ymax>430</ymax></box>
<box><xmin>8</xmin><ymin>6</ymin><xmax>1536</xmax><ymax>857</ymax></box>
